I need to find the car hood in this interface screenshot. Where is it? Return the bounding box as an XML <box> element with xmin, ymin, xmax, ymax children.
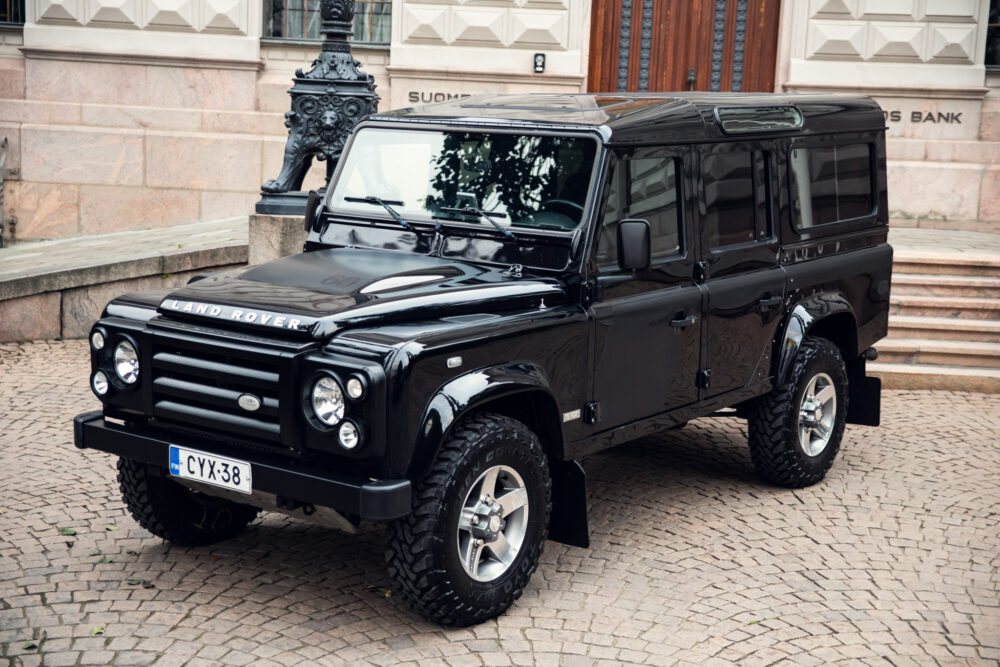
<box><xmin>156</xmin><ymin>248</ymin><xmax>566</xmax><ymax>339</ymax></box>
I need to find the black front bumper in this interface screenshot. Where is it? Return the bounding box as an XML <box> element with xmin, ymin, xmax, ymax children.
<box><xmin>73</xmin><ymin>411</ymin><xmax>411</xmax><ymax>521</ymax></box>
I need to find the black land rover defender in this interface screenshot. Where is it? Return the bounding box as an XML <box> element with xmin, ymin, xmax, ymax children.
<box><xmin>75</xmin><ymin>93</ymin><xmax>890</xmax><ymax>626</ymax></box>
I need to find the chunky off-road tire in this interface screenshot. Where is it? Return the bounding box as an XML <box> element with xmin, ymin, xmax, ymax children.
<box><xmin>117</xmin><ymin>457</ymin><xmax>259</xmax><ymax>546</ymax></box>
<box><xmin>386</xmin><ymin>413</ymin><xmax>552</xmax><ymax>626</ymax></box>
<box><xmin>747</xmin><ymin>336</ymin><xmax>849</xmax><ymax>488</ymax></box>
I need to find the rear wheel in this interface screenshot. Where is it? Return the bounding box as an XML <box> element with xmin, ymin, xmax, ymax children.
<box><xmin>386</xmin><ymin>413</ymin><xmax>551</xmax><ymax>626</ymax></box>
<box><xmin>117</xmin><ymin>457</ymin><xmax>259</xmax><ymax>546</ymax></box>
<box><xmin>747</xmin><ymin>336</ymin><xmax>848</xmax><ymax>488</ymax></box>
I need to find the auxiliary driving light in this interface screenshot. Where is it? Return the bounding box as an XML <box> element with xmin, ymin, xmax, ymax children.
<box><xmin>338</xmin><ymin>421</ymin><xmax>360</xmax><ymax>449</ymax></box>
<box><xmin>312</xmin><ymin>376</ymin><xmax>345</xmax><ymax>426</ymax></box>
<box><xmin>90</xmin><ymin>330</ymin><xmax>105</xmax><ymax>351</ymax></box>
<box><xmin>113</xmin><ymin>340</ymin><xmax>139</xmax><ymax>384</ymax></box>
<box><xmin>92</xmin><ymin>371</ymin><xmax>109</xmax><ymax>396</ymax></box>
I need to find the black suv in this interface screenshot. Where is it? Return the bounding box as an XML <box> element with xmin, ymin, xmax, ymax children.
<box><xmin>75</xmin><ymin>93</ymin><xmax>891</xmax><ymax>626</ymax></box>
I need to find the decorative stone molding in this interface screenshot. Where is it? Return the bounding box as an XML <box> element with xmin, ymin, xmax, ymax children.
<box><xmin>399</xmin><ymin>0</ymin><xmax>573</xmax><ymax>50</ymax></box>
<box><xmin>23</xmin><ymin>0</ymin><xmax>261</xmax><ymax>64</ymax></box>
<box><xmin>784</xmin><ymin>0</ymin><xmax>989</xmax><ymax>92</ymax></box>
<box><xmin>31</xmin><ymin>0</ymin><xmax>249</xmax><ymax>34</ymax></box>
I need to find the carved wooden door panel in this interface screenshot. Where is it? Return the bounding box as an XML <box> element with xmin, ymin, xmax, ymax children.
<box><xmin>587</xmin><ymin>0</ymin><xmax>782</xmax><ymax>93</ymax></box>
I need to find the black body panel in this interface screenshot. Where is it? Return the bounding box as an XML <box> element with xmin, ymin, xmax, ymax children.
<box><xmin>79</xmin><ymin>93</ymin><xmax>892</xmax><ymax>539</ymax></box>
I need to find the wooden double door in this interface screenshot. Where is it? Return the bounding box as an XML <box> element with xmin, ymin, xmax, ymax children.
<box><xmin>588</xmin><ymin>0</ymin><xmax>782</xmax><ymax>93</ymax></box>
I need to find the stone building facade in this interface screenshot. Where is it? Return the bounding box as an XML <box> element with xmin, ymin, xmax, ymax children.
<box><xmin>0</xmin><ymin>0</ymin><xmax>996</xmax><ymax>244</ymax></box>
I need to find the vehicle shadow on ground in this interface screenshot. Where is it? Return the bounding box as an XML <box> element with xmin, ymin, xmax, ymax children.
<box><xmin>140</xmin><ymin>417</ymin><xmax>764</xmax><ymax>630</ymax></box>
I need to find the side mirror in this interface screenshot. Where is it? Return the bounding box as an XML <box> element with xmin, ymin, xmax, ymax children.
<box><xmin>617</xmin><ymin>219</ymin><xmax>651</xmax><ymax>272</ymax></box>
<box><xmin>304</xmin><ymin>190</ymin><xmax>323</xmax><ymax>233</ymax></box>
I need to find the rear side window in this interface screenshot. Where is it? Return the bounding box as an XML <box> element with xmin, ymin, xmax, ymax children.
<box><xmin>702</xmin><ymin>151</ymin><xmax>771</xmax><ymax>249</ymax></box>
<box><xmin>790</xmin><ymin>144</ymin><xmax>874</xmax><ymax>227</ymax></box>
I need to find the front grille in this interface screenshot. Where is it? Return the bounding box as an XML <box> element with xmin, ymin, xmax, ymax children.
<box><xmin>150</xmin><ymin>337</ymin><xmax>284</xmax><ymax>445</ymax></box>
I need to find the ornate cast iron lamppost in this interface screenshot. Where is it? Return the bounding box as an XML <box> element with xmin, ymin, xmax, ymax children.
<box><xmin>257</xmin><ymin>0</ymin><xmax>379</xmax><ymax>215</ymax></box>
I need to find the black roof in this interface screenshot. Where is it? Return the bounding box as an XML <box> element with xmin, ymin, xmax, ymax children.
<box><xmin>370</xmin><ymin>93</ymin><xmax>886</xmax><ymax>144</ymax></box>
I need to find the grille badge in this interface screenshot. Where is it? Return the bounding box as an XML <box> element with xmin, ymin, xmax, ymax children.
<box><xmin>238</xmin><ymin>394</ymin><xmax>262</xmax><ymax>412</ymax></box>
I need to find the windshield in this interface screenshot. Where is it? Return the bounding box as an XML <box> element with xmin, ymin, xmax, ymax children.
<box><xmin>327</xmin><ymin>127</ymin><xmax>599</xmax><ymax>232</ymax></box>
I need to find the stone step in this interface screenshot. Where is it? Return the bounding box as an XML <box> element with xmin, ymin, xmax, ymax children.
<box><xmin>875</xmin><ymin>339</ymin><xmax>1000</xmax><ymax>369</ymax></box>
<box><xmin>892</xmin><ymin>256</ymin><xmax>1000</xmax><ymax>277</ymax></box>
<box><xmin>891</xmin><ymin>273</ymin><xmax>1000</xmax><ymax>298</ymax></box>
<box><xmin>889</xmin><ymin>295</ymin><xmax>1000</xmax><ymax>319</ymax></box>
<box><xmin>888</xmin><ymin>315</ymin><xmax>1000</xmax><ymax>343</ymax></box>
<box><xmin>868</xmin><ymin>362</ymin><xmax>1000</xmax><ymax>393</ymax></box>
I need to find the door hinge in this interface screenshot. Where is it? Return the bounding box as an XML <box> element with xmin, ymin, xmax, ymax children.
<box><xmin>697</xmin><ymin>368</ymin><xmax>712</xmax><ymax>389</ymax></box>
<box><xmin>583</xmin><ymin>401</ymin><xmax>601</xmax><ymax>425</ymax></box>
<box><xmin>582</xmin><ymin>281</ymin><xmax>603</xmax><ymax>306</ymax></box>
<box><xmin>695</xmin><ymin>260</ymin><xmax>708</xmax><ymax>283</ymax></box>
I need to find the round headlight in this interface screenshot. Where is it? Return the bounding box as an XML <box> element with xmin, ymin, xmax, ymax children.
<box><xmin>92</xmin><ymin>371</ymin><xmax>109</xmax><ymax>396</ymax></box>
<box><xmin>114</xmin><ymin>340</ymin><xmax>139</xmax><ymax>384</ymax></box>
<box><xmin>312</xmin><ymin>376</ymin><xmax>345</xmax><ymax>426</ymax></box>
<box><xmin>346</xmin><ymin>376</ymin><xmax>364</xmax><ymax>400</ymax></box>
<box><xmin>91</xmin><ymin>331</ymin><xmax>105</xmax><ymax>351</ymax></box>
<box><xmin>338</xmin><ymin>421</ymin><xmax>360</xmax><ymax>449</ymax></box>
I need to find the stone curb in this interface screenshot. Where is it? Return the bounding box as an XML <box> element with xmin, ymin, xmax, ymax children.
<box><xmin>0</xmin><ymin>218</ymin><xmax>249</xmax><ymax>302</ymax></box>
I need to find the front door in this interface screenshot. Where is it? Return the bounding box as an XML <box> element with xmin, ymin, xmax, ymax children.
<box><xmin>698</xmin><ymin>143</ymin><xmax>786</xmax><ymax>397</ymax></box>
<box><xmin>588</xmin><ymin>0</ymin><xmax>782</xmax><ymax>93</ymax></box>
<box><xmin>590</xmin><ymin>150</ymin><xmax>702</xmax><ymax>429</ymax></box>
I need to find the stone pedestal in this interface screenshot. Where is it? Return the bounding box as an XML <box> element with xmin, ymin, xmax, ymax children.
<box><xmin>249</xmin><ymin>214</ymin><xmax>307</xmax><ymax>265</ymax></box>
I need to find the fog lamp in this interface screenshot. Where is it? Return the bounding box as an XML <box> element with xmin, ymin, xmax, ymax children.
<box><xmin>92</xmin><ymin>371</ymin><xmax>109</xmax><ymax>396</ymax></box>
<box><xmin>338</xmin><ymin>421</ymin><xmax>360</xmax><ymax>449</ymax></box>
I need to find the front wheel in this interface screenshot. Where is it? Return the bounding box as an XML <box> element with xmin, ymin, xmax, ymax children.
<box><xmin>386</xmin><ymin>413</ymin><xmax>551</xmax><ymax>626</ymax></box>
<box><xmin>747</xmin><ymin>336</ymin><xmax>849</xmax><ymax>488</ymax></box>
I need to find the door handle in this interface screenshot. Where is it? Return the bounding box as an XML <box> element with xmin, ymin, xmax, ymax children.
<box><xmin>670</xmin><ymin>314</ymin><xmax>698</xmax><ymax>329</ymax></box>
<box><xmin>758</xmin><ymin>295</ymin><xmax>783</xmax><ymax>310</ymax></box>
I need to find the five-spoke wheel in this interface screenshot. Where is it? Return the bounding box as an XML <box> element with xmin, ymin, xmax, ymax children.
<box><xmin>798</xmin><ymin>372</ymin><xmax>837</xmax><ymax>456</ymax></box>
<box><xmin>748</xmin><ymin>336</ymin><xmax>849</xmax><ymax>488</ymax></box>
<box><xmin>457</xmin><ymin>465</ymin><xmax>529</xmax><ymax>581</ymax></box>
<box><xmin>386</xmin><ymin>412</ymin><xmax>551</xmax><ymax>626</ymax></box>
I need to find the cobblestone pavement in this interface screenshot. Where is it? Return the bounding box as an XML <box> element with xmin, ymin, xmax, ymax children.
<box><xmin>2</xmin><ymin>340</ymin><xmax>998</xmax><ymax>666</ymax></box>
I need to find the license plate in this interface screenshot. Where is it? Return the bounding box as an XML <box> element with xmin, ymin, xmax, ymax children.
<box><xmin>169</xmin><ymin>446</ymin><xmax>252</xmax><ymax>494</ymax></box>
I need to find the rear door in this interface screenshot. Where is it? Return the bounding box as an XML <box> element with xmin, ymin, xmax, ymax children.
<box><xmin>698</xmin><ymin>143</ymin><xmax>786</xmax><ymax>397</ymax></box>
<box><xmin>590</xmin><ymin>149</ymin><xmax>702</xmax><ymax>428</ymax></box>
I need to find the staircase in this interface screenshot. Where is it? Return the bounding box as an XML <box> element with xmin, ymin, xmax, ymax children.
<box><xmin>869</xmin><ymin>244</ymin><xmax>1000</xmax><ymax>393</ymax></box>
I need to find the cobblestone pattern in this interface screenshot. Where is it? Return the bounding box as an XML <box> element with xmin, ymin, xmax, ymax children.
<box><xmin>1</xmin><ymin>340</ymin><xmax>998</xmax><ymax>666</ymax></box>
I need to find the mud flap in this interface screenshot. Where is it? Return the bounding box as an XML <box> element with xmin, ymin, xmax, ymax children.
<box><xmin>846</xmin><ymin>360</ymin><xmax>881</xmax><ymax>427</ymax></box>
<box><xmin>547</xmin><ymin>459</ymin><xmax>589</xmax><ymax>548</ymax></box>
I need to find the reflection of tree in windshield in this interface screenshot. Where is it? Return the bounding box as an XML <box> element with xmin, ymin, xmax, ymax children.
<box><xmin>426</xmin><ymin>133</ymin><xmax>587</xmax><ymax>222</ymax></box>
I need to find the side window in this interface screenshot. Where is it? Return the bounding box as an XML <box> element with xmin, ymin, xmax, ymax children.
<box><xmin>789</xmin><ymin>143</ymin><xmax>874</xmax><ymax>228</ymax></box>
<box><xmin>703</xmin><ymin>151</ymin><xmax>771</xmax><ymax>249</ymax></box>
<box><xmin>597</xmin><ymin>157</ymin><xmax>682</xmax><ymax>269</ymax></box>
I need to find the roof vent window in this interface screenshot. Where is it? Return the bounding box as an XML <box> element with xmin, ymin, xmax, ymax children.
<box><xmin>716</xmin><ymin>106</ymin><xmax>803</xmax><ymax>134</ymax></box>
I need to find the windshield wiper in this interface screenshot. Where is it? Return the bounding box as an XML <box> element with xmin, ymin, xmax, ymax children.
<box><xmin>439</xmin><ymin>206</ymin><xmax>514</xmax><ymax>239</ymax></box>
<box><xmin>344</xmin><ymin>196</ymin><xmax>413</xmax><ymax>231</ymax></box>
